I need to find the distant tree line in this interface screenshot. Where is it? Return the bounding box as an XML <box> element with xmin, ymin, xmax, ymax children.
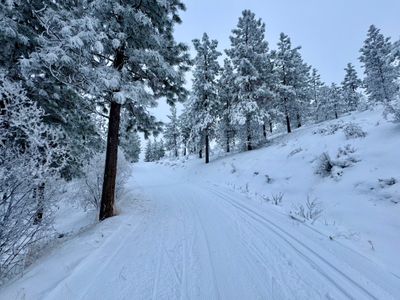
<box><xmin>162</xmin><ymin>11</ymin><xmax>400</xmax><ymax>163</ymax></box>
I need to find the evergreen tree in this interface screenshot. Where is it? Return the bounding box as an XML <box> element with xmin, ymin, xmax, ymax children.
<box><xmin>226</xmin><ymin>10</ymin><xmax>271</xmax><ymax>150</ymax></box>
<box><xmin>144</xmin><ymin>140</ymin><xmax>153</xmax><ymax>162</ymax></box>
<box><xmin>164</xmin><ymin>106</ymin><xmax>181</xmax><ymax>157</ymax></box>
<box><xmin>360</xmin><ymin>25</ymin><xmax>399</xmax><ymax>117</ymax></box>
<box><xmin>310</xmin><ymin>68</ymin><xmax>324</xmax><ymax>121</ymax></box>
<box><xmin>190</xmin><ymin>33</ymin><xmax>221</xmax><ymax>163</ymax></box>
<box><xmin>328</xmin><ymin>83</ymin><xmax>345</xmax><ymax>119</ymax></box>
<box><xmin>217</xmin><ymin>59</ymin><xmax>236</xmax><ymax>152</ymax></box>
<box><xmin>1</xmin><ymin>1</ymin><xmax>101</xmax><ymax>180</ymax></box>
<box><xmin>341</xmin><ymin>63</ymin><xmax>362</xmax><ymax>112</ymax></box>
<box><xmin>25</xmin><ymin>0</ymin><xmax>190</xmax><ymax>220</ymax></box>
<box><xmin>179</xmin><ymin>107</ymin><xmax>196</xmax><ymax>156</ymax></box>
<box><xmin>273</xmin><ymin>33</ymin><xmax>310</xmax><ymax>133</ymax></box>
<box><xmin>155</xmin><ymin>139</ymin><xmax>166</xmax><ymax>160</ymax></box>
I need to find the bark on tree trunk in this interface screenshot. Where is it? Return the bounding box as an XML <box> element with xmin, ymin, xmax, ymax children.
<box><xmin>205</xmin><ymin>132</ymin><xmax>210</xmax><ymax>164</ymax></box>
<box><xmin>335</xmin><ymin>111</ymin><xmax>338</xmax><ymax>119</ymax></box>
<box><xmin>286</xmin><ymin>114</ymin><xmax>291</xmax><ymax>133</ymax></box>
<box><xmin>99</xmin><ymin>47</ymin><xmax>124</xmax><ymax>221</ymax></box>
<box><xmin>246</xmin><ymin>117</ymin><xmax>252</xmax><ymax>151</ymax></box>
<box><xmin>199</xmin><ymin>149</ymin><xmax>202</xmax><ymax>159</ymax></box>
<box><xmin>296</xmin><ymin>113</ymin><xmax>301</xmax><ymax>128</ymax></box>
<box><xmin>262</xmin><ymin>124</ymin><xmax>267</xmax><ymax>139</ymax></box>
<box><xmin>34</xmin><ymin>182</ymin><xmax>45</xmax><ymax>224</ymax></box>
<box><xmin>269</xmin><ymin>121</ymin><xmax>273</xmax><ymax>133</ymax></box>
<box><xmin>99</xmin><ymin>101</ymin><xmax>121</xmax><ymax>221</ymax></box>
<box><xmin>226</xmin><ymin>134</ymin><xmax>230</xmax><ymax>153</ymax></box>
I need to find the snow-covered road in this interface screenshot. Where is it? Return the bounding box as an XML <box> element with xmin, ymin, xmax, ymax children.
<box><xmin>1</xmin><ymin>162</ymin><xmax>400</xmax><ymax>299</ymax></box>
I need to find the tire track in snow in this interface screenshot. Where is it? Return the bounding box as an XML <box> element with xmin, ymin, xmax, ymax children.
<box><xmin>207</xmin><ymin>186</ymin><xmax>383</xmax><ymax>300</ymax></box>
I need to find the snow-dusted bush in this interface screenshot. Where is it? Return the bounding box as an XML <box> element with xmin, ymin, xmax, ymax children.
<box><xmin>80</xmin><ymin>150</ymin><xmax>131</xmax><ymax>210</ymax></box>
<box><xmin>270</xmin><ymin>192</ymin><xmax>284</xmax><ymax>205</ymax></box>
<box><xmin>291</xmin><ymin>196</ymin><xmax>323</xmax><ymax>224</ymax></box>
<box><xmin>0</xmin><ymin>76</ymin><xmax>66</xmax><ymax>284</ymax></box>
<box><xmin>314</xmin><ymin>152</ymin><xmax>333</xmax><ymax>177</ymax></box>
<box><xmin>343</xmin><ymin>123</ymin><xmax>367</xmax><ymax>139</ymax></box>
<box><xmin>315</xmin><ymin>146</ymin><xmax>360</xmax><ymax>180</ymax></box>
<box><xmin>313</xmin><ymin>123</ymin><xmax>343</xmax><ymax>136</ymax></box>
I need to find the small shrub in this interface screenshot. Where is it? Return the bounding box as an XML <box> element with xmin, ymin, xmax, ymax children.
<box><xmin>268</xmin><ymin>192</ymin><xmax>284</xmax><ymax>205</ymax></box>
<box><xmin>315</xmin><ymin>152</ymin><xmax>333</xmax><ymax>177</ymax></box>
<box><xmin>292</xmin><ymin>196</ymin><xmax>323</xmax><ymax>224</ymax></box>
<box><xmin>265</xmin><ymin>174</ymin><xmax>273</xmax><ymax>184</ymax></box>
<box><xmin>343</xmin><ymin>123</ymin><xmax>367</xmax><ymax>139</ymax></box>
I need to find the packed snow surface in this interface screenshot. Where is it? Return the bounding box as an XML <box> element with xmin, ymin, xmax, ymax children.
<box><xmin>1</xmin><ymin>108</ymin><xmax>399</xmax><ymax>299</ymax></box>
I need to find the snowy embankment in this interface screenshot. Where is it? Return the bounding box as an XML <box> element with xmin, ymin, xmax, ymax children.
<box><xmin>178</xmin><ymin>107</ymin><xmax>400</xmax><ymax>274</ymax></box>
<box><xmin>1</xmin><ymin>107</ymin><xmax>399</xmax><ymax>299</ymax></box>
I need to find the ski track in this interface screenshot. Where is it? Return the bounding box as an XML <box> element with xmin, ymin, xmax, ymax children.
<box><xmin>205</xmin><ymin>185</ymin><xmax>379</xmax><ymax>299</ymax></box>
<box><xmin>1</xmin><ymin>163</ymin><xmax>400</xmax><ymax>300</ymax></box>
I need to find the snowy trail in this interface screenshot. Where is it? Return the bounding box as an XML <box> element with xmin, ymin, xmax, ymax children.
<box><xmin>1</xmin><ymin>162</ymin><xmax>400</xmax><ymax>300</ymax></box>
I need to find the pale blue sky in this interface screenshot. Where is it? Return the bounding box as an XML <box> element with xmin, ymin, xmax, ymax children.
<box><xmin>175</xmin><ymin>0</ymin><xmax>400</xmax><ymax>84</ymax></box>
<box><xmin>151</xmin><ymin>0</ymin><xmax>399</xmax><ymax>125</ymax></box>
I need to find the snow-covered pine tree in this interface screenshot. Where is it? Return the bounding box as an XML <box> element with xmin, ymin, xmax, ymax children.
<box><xmin>314</xmin><ymin>85</ymin><xmax>331</xmax><ymax>121</ymax></box>
<box><xmin>144</xmin><ymin>140</ymin><xmax>153</xmax><ymax>162</ymax></box>
<box><xmin>26</xmin><ymin>0</ymin><xmax>190</xmax><ymax>220</ymax></box>
<box><xmin>178</xmin><ymin>106</ymin><xmax>196</xmax><ymax>156</ymax></box>
<box><xmin>1</xmin><ymin>1</ymin><xmax>101</xmax><ymax>180</ymax></box>
<box><xmin>328</xmin><ymin>83</ymin><xmax>345</xmax><ymax>119</ymax></box>
<box><xmin>164</xmin><ymin>105</ymin><xmax>181</xmax><ymax>157</ymax></box>
<box><xmin>120</xmin><ymin>130</ymin><xmax>141</xmax><ymax>163</ymax></box>
<box><xmin>190</xmin><ymin>33</ymin><xmax>221</xmax><ymax>163</ymax></box>
<box><xmin>217</xmin><ymin>59</ymin><xmax>237</xmax><ymax>152</ymax></box>
<box><xmin>226</xmin><ymin>10</ymin><xmax>270</xmax><ymax>150</ymax></box>
<box><xmin>156</xmin><ymin>139</ymin><xmax>166</xmax><ymax>160</ymax></box>
<box><xmin>272</xmin><ymin>33</ymin><xmax>310</xmax><ymax>133</ymax></box>
<box><xmin>341</xmin><ymin>63</ymin><xmax>362</xmax><ymax>112</ymax></box>
<box><xmin>360</xmin><ymin>25</ymin><xmax>399</xmax><ymax>118</ymax></box>
<box><xmin>310</xmin><ymin>68</ymin><xmax>324</xmax><ymax>122</ymax></box>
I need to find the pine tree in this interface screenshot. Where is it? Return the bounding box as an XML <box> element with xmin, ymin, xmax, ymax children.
<box><xmin>226</xmin><ymin>10</ymin><xmax>270</xmax><ymax>150</ymax></box>
<box><xmin>190</xmin><ymin>33</ymin><xmax>221</xmax><ymax>163</ymax></box>
<box><xmin>144</xmin><ymin>140</ymin><xmax>153</xmax><ymax>162</ymax></box>
<box><xmin>25</xmin><ymin>1</ymin><xmax>190</xmax><ymax>220</ymax></box>
<box><xmin>360</xmin><ymin>25</ymin><xmax>399</xmax><ymax>116</ymax></box>
<box><xmin>342</xmin><ymin>63</ymin><xmax>362</xmax><ymax>112</ymax></box>
<box><xmin>273</xmin><ymin>33</ymin><xmax>310</xmax><ymax>133</ymax></box>
<box><xmin>328</xmin><ymin>83</ymin><xmax>345</xmax><ymax>119</ymax></box>
<box><xmin>217</xmin><ymin>59</ymin><xmax>236</xmax><ymax>152</ymax></box>
<box><xmin>164</xmin><ymin>106</ymin><xmax>181</xmax><ymax>157</ymax></box>
<box><xmin>1</xmin><ymin>1</ymin><xmax>101</xmax><ymax>180</ymax></box>
<box><xmin>310</xmin><ymin>68</ymin><xmax>324</xmax><ymax>121</ymax></box>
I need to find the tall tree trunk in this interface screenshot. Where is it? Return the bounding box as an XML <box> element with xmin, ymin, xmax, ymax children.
<box><xmin>296</xmin><ymin>113</ymin><xmax>301</xmax><ymax>128</ymax></box>
<box><xmin>99</xmin><ymin>101</ymin><xmax>121</xmax><ymax>220</ymax></box>
<box><xmin>183</xmin><ymin>146</ymin><xmax>187</xmax><ymax>156</ymax></box>
<box><xmin>199</xmin><ymin>149</ymin><xmax>202</xmax><ymax>159</ymax></box>
<box><xmin>99</xmin><ymin>47</ymin><xmax>124</xmax><ymax>221</ymax></box>
<box><xmin>226</xmin><ymin>134</ymin><xmax>230</xmax><ymax>153</ymax></box>
<box><xmin>286</xmin><ymin>114</ymin><xmax>291</xmax><ymax>133</ymax></box>
<box><xmin>246</xmin><ymin>117</ymin><xmax>252</xmax><ymax>151</ymax></box>
<box><xmin>205</xmin><ymin>132</ymin><xmax>210</xmax><ymax>164</ymax></box>
<box><xmin>262</xmin><ymin>123</ymin><xmax>267</xmax><ymax>139</ymax></box>
<box><xmin>269</xmin><ymin>121</ymin><xmax>273</xmax><ymax>133</ymax></box>
<box><xmin>34</xmin><ymin>182</ymin><xmax>45</xmax><ymax>224</ymax></box>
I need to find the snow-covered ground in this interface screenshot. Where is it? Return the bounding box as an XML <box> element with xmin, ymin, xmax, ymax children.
<box><xmin>1</xmin><ymin>108</ymin><xmax>399</xmax><ymax>299</ymax></box>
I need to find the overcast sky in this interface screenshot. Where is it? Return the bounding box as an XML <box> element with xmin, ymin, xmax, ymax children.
<box><xmin>151</xmin><ymin>0</ymin><xmax>400</xmax><ymax>123</ymax></box>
